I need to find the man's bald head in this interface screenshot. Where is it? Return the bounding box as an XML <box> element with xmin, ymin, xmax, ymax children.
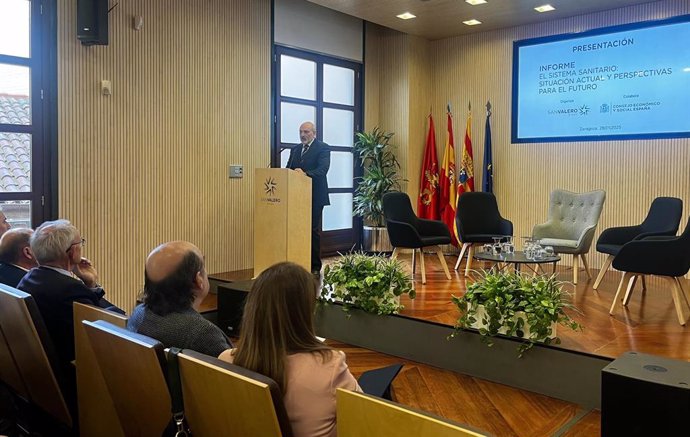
<box><xmin>146</xmin><ymin>241</ymin><xmax>203</xmax><ymax>282</ymax></box>
<box><xmin>143</xmin><ymin>241</ymin><xmax>207</xmax><ymax>316</ymax></box>
<box><xmin>0</xmin><ymin>228</ymin><xmax>36</xmax><ymax>268</ymax></box>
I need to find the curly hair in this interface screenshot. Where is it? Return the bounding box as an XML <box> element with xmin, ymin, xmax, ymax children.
<box><xmin>143</xmin><ymin>250</ymin><xmax>203</xmax><ymax>316</ymax></box>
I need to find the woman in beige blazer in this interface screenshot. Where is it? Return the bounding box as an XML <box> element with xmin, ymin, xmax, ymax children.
<box><xmin>219</xmin><ymin>262</ymin><xmax>361</xmax><ymax>437</ymax></box>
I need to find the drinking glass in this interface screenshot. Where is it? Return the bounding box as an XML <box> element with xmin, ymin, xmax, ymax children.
<box><xmin>544</xmin><ymin>246</ymin><xmax>555</xmax><ymax>257</ymax></box>
<box><xmin>483</xmin><ymin>244</ymin><xmax>493</xmax><ymax>254</ymax></box>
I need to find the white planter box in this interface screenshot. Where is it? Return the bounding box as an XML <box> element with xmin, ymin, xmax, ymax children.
<box><xmin>470</xmin><ymin>304</ymin><xmax>557</xmax><ymax>340</ymax></box>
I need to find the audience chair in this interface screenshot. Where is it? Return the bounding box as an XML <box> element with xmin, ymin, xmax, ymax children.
<box><xmin>178</xmin><ymin>349</ymin><xmax>293</xmax><ymax>437</ymax></box>
<box><xmin>83</xmin><ymin>319</ymin><xmax>172</xmax><ymax>436</ymax></box>
<box><xmin>0</xmin><ymin>284</ymin><xmax>73</xmax><ymax>431</ymax></box>
<box><xmin>454</xmin><ymin>192</ymin><xmax>513</xmax><ymax>276</ymax></box>
<box><xmin>593</xmin><ymin>197</ymin><xmax>682</xmax><ymax>290</ymax></box>
<box><xmin>336</xmin><ymin>388</ymin><xmax>487</xmax><ymax>437</ymax></box>
<box><xmin>532</xmin><ymin>189</ymin><xmax>606</xmax><ymax>284</ymax></box>
<box><xmin>73</xmin><ymin>303</ymin><xmax>128</xmax><ymax>437</ymax></box>
<box><xmin>382</xmin><ymin>192</ymin><xmax>452</xmax><ymax>284</ymax></box>
<box><xmin>0</xmin><ymin>323</ymin><xmax>28</xmax><ymax>403</ymax></box>
<box><xmin>609</xmin><ymin>219</ymin><xmax>690</xmax><ymax>326</ymax></box>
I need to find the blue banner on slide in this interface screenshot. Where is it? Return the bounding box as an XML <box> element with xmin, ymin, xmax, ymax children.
<box><xmin>511</xmin><ymin>15</ymin><xmax>690</xmax><ymax>143</ymax></box>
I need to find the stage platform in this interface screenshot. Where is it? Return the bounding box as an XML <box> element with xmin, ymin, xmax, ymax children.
<box><xmin>208</xmin><ymin>254</ymin><xmax>690</xmax><ymax>362</ymax></box>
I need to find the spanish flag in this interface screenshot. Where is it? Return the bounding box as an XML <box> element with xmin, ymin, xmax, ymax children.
<box><xmin>458</xmin><ymin>109</ymin><xmax>475</xmax><ymax>196</ymax></box>
<box><xmin>440</xmin><ymin>108</ymin><xmax>459</xmax><ymax>246</ymax></box>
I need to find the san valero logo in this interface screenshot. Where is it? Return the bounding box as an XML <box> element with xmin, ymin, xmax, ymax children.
<box><xmin>578</xmin><ymin>105</ymin><xmax>590</xmax><ymax>115</ymax></box>
<box><xmin>264</xmin><ymin>177</ymin><xmax>277</xmax><ymax>196</ymax></box>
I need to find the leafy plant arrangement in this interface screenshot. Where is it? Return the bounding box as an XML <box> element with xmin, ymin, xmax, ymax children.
<box><xmin>451</xmin><ymin>270</ymin><xmax>581</xmax><ymax>356</ymax></box>
<box><xmin>352</xmin><ymin>127</ymin><xmax>404</xmax><ymax>227</ymax></box>
<box><xmin>321</xmin><ymin>252</ymin><xmax>415</xmax><ymax>315</ymax></box>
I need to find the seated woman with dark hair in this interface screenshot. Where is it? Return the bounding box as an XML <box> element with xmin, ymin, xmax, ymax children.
<box><xmin>128</xmin><ymin>241</ymin><xmax>232</xmax><ymax>357</ymax></box>
<box><xmin>219</xmin><ymin>262</ymin><xmax>361</xmax><ymax>437</ymax></box>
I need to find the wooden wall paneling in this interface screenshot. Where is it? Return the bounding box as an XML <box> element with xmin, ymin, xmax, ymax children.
<box><xmin>58</xmin><ymin>0</ymin><xmax>271</xmax><ymax>311</ymax></box>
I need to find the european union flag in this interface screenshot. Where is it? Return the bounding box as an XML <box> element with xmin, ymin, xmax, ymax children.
<box><xmin>482</xmin><ymin>104</ymin><xmax>493</xmax><ymax>193</ymax></box>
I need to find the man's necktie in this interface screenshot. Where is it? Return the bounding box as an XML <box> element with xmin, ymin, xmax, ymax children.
<box><xmin>301</xmin><ymin>144</ymin><xmax>309</xmax><ymax>157</ymax></box>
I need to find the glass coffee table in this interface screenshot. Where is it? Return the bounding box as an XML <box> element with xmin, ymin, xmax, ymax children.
<box><xmin>474</xmin><ymin>251</ymin><xmax>560</xmax><ymax>275</ymax></box>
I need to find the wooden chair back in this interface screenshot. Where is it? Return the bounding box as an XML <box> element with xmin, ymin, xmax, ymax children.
<box><xmin>73</xmin><ymin>302</ymin><xmax>128</xmax><ymax>437</ymax></box>
<box><xmin>0</xmin><ymin>283</ymin><xmax>72</xmax><ymax>427</ymax></box>
<box><xmin>178</xmin><ymin>349</ymin><xmax>293</xmax><ymax>437</ymax></box>
<box><xmin>336</xmin><ymin>389</ymin><xmax>488</xmax><ymax>437</ymax></box>
<box><xmin>0</xmin><ymin>323</ymin><xmax>28</xmax><ymax>400</ymax></box>
<box><xmin>83</xmin><ymin>319</ymin><xmax>171</xmax><ymax>437</ymax></box>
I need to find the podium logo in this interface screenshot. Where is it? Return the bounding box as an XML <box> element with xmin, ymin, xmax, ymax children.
<box><xmin>264</xmin><ymin>177</ymin><xmax>277</xmax><ymax>197</ymax></box>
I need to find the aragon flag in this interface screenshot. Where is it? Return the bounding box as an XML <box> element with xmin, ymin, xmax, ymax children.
<box><xmin>440</xmin><ymin>108</ymin><xmax>459</xmax><ymax>246</ymax></box>
<box><xmin>418</xmin><ymin>115</ymin><xmax>440</xmax><ymax>220</ymax></box>
<box><xmin>458</xmin><ymin>106</ymin><xmax>475</xmax><ymax>198</ymax></box>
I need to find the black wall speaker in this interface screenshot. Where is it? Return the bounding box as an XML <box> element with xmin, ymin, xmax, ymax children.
<box><xmin>217</xmin><ymin>280</ymin><xmax>253</xmax><ymax>337</ymax></box>
<box><xmin>77</xmin><ymin>0</ymin><xmax>109</xmax><ymax>46</ymax></box>
<box><xmin>602</xmin><ymin>351</ymin><xmax>690</xmax><ymax>436</ymax></box>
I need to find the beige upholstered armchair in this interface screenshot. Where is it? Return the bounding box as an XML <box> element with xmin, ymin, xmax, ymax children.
<box><xmin>532</xmin><ymin>189</ymin><xmax>606</xmax><ymax>284</ymax></box>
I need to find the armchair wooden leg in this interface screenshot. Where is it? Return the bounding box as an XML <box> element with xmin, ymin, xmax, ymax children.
<box><xmin>581</xmin><ymin>254</ymin><xmax>592</xmax><ymax>279</ymax></box>
<box><xmin>455</xmin><ymin>243</ymin><xmax>471</xmax><ymax>270</ymax></box>
<box><xmin>675</xmin><ymin>277</ymin><xmax>690</xmax><ymax>312</ymax></box>
<box><xmin>464</xmin><ymin>244</ymin><xmax>474</xmax><ymax>277</ymax></box>
<box><xmin>593</xmin><ymin>255</ymin><xmax>614</xmax><ymax>290</ymax></box>
<box><xmin>412</xmin><ymin>249</ymin><xmax>416</xmax><ymax>274</ymax></box>
<box><xmin>573</xmin><ymin>255</ymin><xmax>579</xmax><ymax>285</ymax></box>
<box><xmin>434</xmin><ymin>246</ymin><xmax>451</xmax><ymax>280</ymax></box>
<box><xmin>623</xmin><ymin>275</ymin><xmax>638</xmax><ymax>306</ymax></box>
<box><xmin>667</xmin><ymin>277</ymin><xmax>688</xmax><ymax>326</ymax></box>
<box><xmin>610</xmin><ymin>271</ymin><xmax>634</xmax><ymax>315</ymax></box>
<box><xmin>391</xmin><ymin>247</ymin><xmax>399</xmax><ymax>260</ymax></box>
<box><xmin>419</xmin><ymin>249</ymin><xmax>427</xmax><ymax>284</ymax></box>
<box><xmin>641</xmin><ymin>275</ymin><xmax>647</xmax><ymax>292</ymax></box>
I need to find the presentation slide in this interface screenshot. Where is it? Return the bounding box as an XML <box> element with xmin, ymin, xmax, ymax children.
<box><xmin>512</xmin><ymin>16</ymin><xmax>690</xmax><ymax>142</ymax></box>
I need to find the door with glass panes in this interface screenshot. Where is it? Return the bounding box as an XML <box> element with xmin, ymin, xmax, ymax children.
<box><xmin>0</xmin><ymin>0</ymin><xmax>49</xmax><ymax>228</ymax></box>
<box><xmin>274</xmin><ymin>46</ymin><xmax>362</xmax><ymax>255</ymax></box>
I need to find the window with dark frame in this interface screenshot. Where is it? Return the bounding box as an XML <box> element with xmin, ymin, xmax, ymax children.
<box><xmin>273</xmin><ymin>45</ymin><xmax>362</xmax><ymax>255</ymax></box>
<box><xmin>0</xmin><ymin>0</ymin><xmax>53</xmax><ymax>228</ymax></box>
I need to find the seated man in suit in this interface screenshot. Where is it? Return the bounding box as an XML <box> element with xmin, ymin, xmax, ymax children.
<box><xmin>128</xmin><ymin>241</ymin><xmax>232</xmax><ymax>357</ymax></box>
<box><xmin>0</xmin><ymin>228</ymin><xmax>38</xmax><ymax>287</ymax></box>
<box><xmin>17</xmin><ymin>219</ymin><xmax>123</xmax><ymax>372</ymax></box>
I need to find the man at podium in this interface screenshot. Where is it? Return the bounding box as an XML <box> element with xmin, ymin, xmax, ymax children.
<box><xmin>286</xmin><ymin>121</ymin><xmax>331</xmax><ymax>276</ymax></box>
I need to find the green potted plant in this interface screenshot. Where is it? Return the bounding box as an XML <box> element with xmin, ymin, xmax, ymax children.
<box><xmin>451</xmin><ymin>271</ymin><xmax>581</xmax><ymax>356</ymax></box>
<box><xmin>320</xmin><ymin>252</ymin><xmax>415</xmax><ymax>315</ymax></box>
<box><xmin>353</xmin><ymin>127</ymin><xmax>403</xmax><ymax>252</ymax></box>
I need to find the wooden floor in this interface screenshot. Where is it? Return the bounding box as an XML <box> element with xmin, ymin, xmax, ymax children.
<box><xmin>332</xmin><ymin>339</ymin><xmax>601</xmax><ymax>437</ymax></box>
<box><xmin>390</xmin><ymin>253</ymin><xmax>690</xmax><ymax>361</ymax></box>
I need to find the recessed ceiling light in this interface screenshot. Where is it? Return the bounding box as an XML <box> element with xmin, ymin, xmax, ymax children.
<box><xmin>463</xmin><ymin>19</ymin><xmax>482</xmax><ymax>26</ymax></box>
<box><xmin>396</xmin><ymin>12</ymin><xmax>416</xmax><ymax>20</ymax></box>
<box><xmin>465</xmin><ymin>0</ymin><xmax>487</xmax><ymax>5</ymax></box>
<box><xmin>535</xmin><ymin>4</ymin><xmax>556</xmax><ymax>13</ymax></box>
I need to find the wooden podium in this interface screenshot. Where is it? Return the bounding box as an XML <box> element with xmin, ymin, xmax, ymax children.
<box><xmin>253</xmin><ymin>168</ymin><xmax>312</xmax><ymax>276</ymax></box>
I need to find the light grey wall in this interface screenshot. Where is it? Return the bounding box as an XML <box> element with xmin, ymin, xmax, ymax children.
<box><xmin>274</xmin><ymin>0</ymin><xmax>363</xmax><ymax>62</ymax></box>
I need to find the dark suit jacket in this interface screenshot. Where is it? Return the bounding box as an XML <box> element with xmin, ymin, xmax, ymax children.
<box><xmin>17</xmin><ymin>266</ymin><xmax>123</xmax><ymax>370</ymax></box>
<box><xmin>287</xmin><ymin>139</ymin><xmax>331</xmax><ymax>207</ymax></box>
<box><xmin>0</xmin><ymin>262</ymin><xmax>28</xmax><ymax>288</ymax></box>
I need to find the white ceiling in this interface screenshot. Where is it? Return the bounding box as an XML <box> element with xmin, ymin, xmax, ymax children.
<box><xmin>308</xmin><ymin>0</ymin><xmax>661</xmax><ymax>40</ymax></box>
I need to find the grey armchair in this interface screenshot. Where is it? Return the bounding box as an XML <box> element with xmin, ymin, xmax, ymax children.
<box><xmin>532</xmin><ymin>189</ymin><xmax>606</xmax><ymax>284</ymax></box>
